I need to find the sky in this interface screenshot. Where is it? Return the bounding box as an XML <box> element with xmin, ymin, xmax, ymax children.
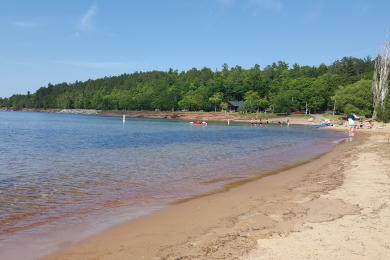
<box><xmin>1</xmin><ymin>0</ymin><xmax>390</xmax><ymax>97</ymax></box>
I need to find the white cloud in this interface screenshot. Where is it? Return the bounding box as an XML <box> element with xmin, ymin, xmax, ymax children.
<box><xmin>79</xmin><ymin>4</ymin><xmax>98</xmax><ymax>31</ymax></box>
<box><xmin>56</xmin><ymin>60</ymin><xmax>133</xmax><ymax>69</ymax></box>
<box><xmin>10</xmin><ymin>21</ymin><xmax>38</xmax><ymax>29</ymax></box>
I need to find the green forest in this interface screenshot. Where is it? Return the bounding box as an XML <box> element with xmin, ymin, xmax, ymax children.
<box><xmin>1</xmin><ymin>56</ymin><xmax>387</xmax><ymax>118</ymax></box>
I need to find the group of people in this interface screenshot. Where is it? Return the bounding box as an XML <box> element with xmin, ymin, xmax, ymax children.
<box><xmin>250</xmin><ymin>119</ymin><xmax>290</xmax><ymax>127</ymax></box>
<box><xmin>347</xmin><ymin>114</ymin><xmax>375</xmax><ymax>137</ymax></box>
<box><xmin>248</xmin><ymin>115</ymin><xmax>375</xmax><ymax>136</ymax></box>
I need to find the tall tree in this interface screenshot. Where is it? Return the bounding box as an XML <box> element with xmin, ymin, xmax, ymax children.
<box><xmin>208</xmin><ymin>92</ymin><xmax>223</xmax><ymax>112</ymax></box>
<box><xmin>372</xmin><ymin>41</ymin><xmax>390</xmax><ymax>119</ymax></box>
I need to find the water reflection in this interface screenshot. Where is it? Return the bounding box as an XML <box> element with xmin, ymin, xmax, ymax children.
<box><xmin>0</xmin><ymin>111</ymin><xmax>344</xmax><ymax>239</ymax></box>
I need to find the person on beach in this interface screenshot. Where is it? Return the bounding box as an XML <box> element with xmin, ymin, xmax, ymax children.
<box><xmin>348</xmin><ymin>115</ymin><xmax>355</xmax><ymax>137</ymax></box>
<box><xmin>368</xmin><ymin>120</ymin><xmax>374</xmax><ymax>129</ymax></box>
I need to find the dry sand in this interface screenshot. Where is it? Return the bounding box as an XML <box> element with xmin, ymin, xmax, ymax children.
<box><xmin>246</xmin><ymin>132</ymin><xmax>390</xmax><ymax>260</ymax></box>
<box><xmin>45</xmin><ymin>129</ymin><xmax>390</xmax><ymax>260</ymax></box>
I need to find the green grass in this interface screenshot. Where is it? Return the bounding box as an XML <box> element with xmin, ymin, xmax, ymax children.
<box><xmin>321</xmin><ymin>114</ymin><xmax>343</xmax><ymax>120</ymax></box>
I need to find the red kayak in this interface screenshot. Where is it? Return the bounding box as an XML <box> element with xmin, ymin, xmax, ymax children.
<box><xmin>189</xmin><ymin>121</ymin><xmax>207</xmax><ymax>127</ymax></box>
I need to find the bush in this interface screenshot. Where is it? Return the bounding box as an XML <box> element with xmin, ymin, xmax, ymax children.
<box><xmin>332</xmin><ymin>79</ymin><xmax>373</xmax><ymax>117</ymax></box>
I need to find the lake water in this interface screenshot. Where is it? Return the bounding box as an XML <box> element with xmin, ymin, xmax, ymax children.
<box><xmin>0</xmin><ymin>111</ymin><xmax>345</xmax><ymax>259</ymax></box>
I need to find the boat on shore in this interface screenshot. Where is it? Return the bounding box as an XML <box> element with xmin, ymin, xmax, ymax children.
<box><xmin>189</xmin><ymin>121</ymin><xmax>207</xmax><ymax>127</ymax></box>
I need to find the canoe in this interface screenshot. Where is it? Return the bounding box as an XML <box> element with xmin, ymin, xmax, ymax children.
<box><xmin>190</xmin><ymin>121</ymin><xmax>207</xmax><ymax>127</ymax></box>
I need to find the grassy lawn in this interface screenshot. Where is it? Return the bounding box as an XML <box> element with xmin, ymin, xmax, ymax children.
<box><xmin>321</xmin><ymin>114</ymin><xmax>344</xmax><ymax>120</ymax></box>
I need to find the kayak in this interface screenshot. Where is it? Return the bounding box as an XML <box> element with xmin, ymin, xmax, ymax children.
<box><xmin>311</xmin><ymin>123</ymin><xmax>332</xmax><ymax>128</ymax></box>
<box><xmin>190</xmin><ymin>121</ymin><xmax>207</xmax><ymax>127</ymax></box>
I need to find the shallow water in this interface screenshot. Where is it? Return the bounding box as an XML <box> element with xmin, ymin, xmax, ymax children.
<box><xmin>0</xmin><ymin>111</ymin><xmax>345</xmax><ymax>259</ymax></box>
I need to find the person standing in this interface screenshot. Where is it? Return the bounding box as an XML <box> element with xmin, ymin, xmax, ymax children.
<box><xmin>348</xmin><ymin>115</ymin><xmax>355</xmax><ymax>137</ymax></box>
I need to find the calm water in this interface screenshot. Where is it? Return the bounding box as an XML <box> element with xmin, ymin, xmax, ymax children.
<box><xmin>0</xmin><ymin>111</ymin><xmax>345</xmax><ymax>258</ymax></box>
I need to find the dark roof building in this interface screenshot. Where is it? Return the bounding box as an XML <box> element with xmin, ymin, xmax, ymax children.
<box><xmin>227</xmin><ymin>100</ymin><xmax>244</xmax><ymax>111</ymax></box>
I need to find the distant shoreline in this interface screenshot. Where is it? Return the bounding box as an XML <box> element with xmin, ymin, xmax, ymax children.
<box><xmin>1</xmin><ymin>108</ymin><xmax>326</xmax><ymax>126</ymax></box>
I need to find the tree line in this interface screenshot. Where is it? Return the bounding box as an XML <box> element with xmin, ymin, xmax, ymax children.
<box><xmin>1</xmin><ymin>56</ymin><xmax>387</xmax><ymax>119</ymax></box>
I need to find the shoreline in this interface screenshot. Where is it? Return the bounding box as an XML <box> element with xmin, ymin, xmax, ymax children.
<box><xmin>6</xmin><ymin>108</ymin><xmax>388</xmax><ymax>135</ymax></box>
<box><xmin>0</xmin><ymin>144</ymin><xmax>342</xmax><ymax>260</ymax></box>
<box><xmin>6</xmin><ymin>108</ymin><xmax>386</xmax><ymax>133</ymax></box>
<box><xmin>0</xmin><ymin>108</ymin><xmax>327</xmax><ymax>126</ymax></box>
<box><xmin>0</xmin><ymin>111</ymin><xmax>348</xmax><ymax>260</ymax></box>
<box><xmin>174</xmin><ymin>150</ymin><xmax>331</xmax><ymax>205</ymax></box>
<box><xmin>44</xmin><ymin>133</ymin><xmax>363</xmax><ymax>259</ymax></box>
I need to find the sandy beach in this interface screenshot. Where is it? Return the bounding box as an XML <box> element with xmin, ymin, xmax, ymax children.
<box><xmin>2</xmin><ymin>1</ymin><xmax>389</xmax><ymax>259</ymax></box>
<box><xmin>246</xmin><ymin>131</ymin><xmax>390</xmax><ymax>259</ymax></box>
<box><xmin>41</xmin><ymin>127</ymin><xmax>390</xmax><ymax>259</ymax></box>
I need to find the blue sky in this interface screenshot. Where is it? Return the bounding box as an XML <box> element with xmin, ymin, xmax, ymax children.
<box><xmin>0</xmin><ymin>0</ymin><xmax>389</xmax><ymax>97</ymax></box>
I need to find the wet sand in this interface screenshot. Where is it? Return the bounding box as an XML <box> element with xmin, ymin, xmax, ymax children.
<box><xmin>44</xmin><ymin>132</ymin><xmax>379</xmax><ymax>259</ymax></box>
